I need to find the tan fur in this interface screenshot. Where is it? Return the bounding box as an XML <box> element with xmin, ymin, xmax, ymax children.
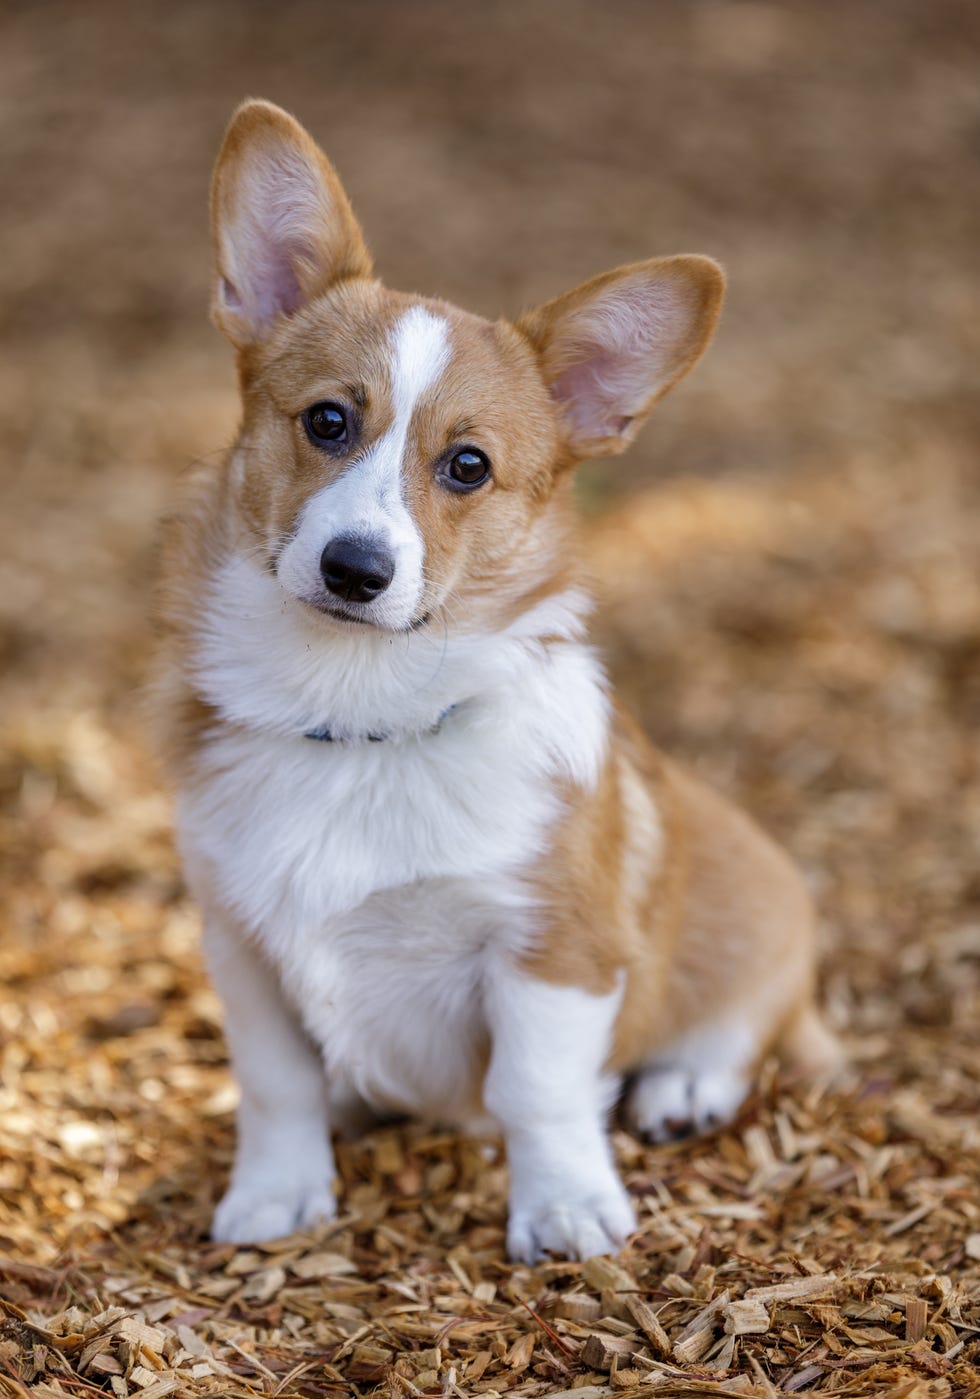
<box><xmin>522</xmin><ymin>694</ymin><xmax>833</xmax><ymax>1077</ymax></box>
<box><xmin>155</xmin><ymin>101</ymin><xmax>838</xmax><ymax>1133</ymax></box>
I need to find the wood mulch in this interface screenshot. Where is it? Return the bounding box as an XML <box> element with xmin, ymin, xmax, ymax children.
<box><xmin>2</xmin><ymin>3</ymin><xmax>979</xmax><ymax>1393</ymax></box>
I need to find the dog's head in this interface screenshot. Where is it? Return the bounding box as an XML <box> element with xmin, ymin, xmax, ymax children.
<box><xmin>211</xmin><ymin>100</ymin><xmax>724</xmax><ymax>634</ymax></box>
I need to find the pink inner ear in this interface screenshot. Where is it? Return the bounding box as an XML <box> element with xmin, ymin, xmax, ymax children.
<box><xmin>551</xmin><ymin>348</ymin><xmax>636</xmax><ymax>439</ymax></box>
<box><xmin>220</xmin><ymin>143</ymin><xmax>331</xmax><ymax>333</ymax></box>
<box><xmin>249</xmin><ymin>245</ymin><xmax>305</xmax><ymax>326</ymax></box>
<box><xmin>541</xmin><ymin>274</ymin><xmax>696</xmax><ymax>444</ymax></box>
<box><xmin>219</xmin><ymin>277</ymin><xmax>242</xmax><ymax>312</ymax></box>
<box><xmin>221</xmin><ymin>252</ymin><xmax>303</xmax><ymax>329</ymax></box>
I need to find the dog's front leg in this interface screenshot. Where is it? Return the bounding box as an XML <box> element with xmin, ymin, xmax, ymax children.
<box><xmin>483</xmin><ymin>960</ymin><xmax>635</xmax><ymax>1261</ymax></box>
<box><xmin>204</xmin><ymin>917</ymin><xmax>336</xmax><ymax>1243</ymax></box>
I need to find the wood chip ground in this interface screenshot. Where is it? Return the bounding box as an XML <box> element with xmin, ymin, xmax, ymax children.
<box><xmin>1</xmin><ymin>3</ymin><xmax>979</xmax><ymax>1395</ymax></box>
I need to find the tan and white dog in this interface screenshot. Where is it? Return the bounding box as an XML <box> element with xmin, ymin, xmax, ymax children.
<box><xmin>154</xmin><ymin>100</ymin><xmax>839</xmax><ymax>1261</ymax></box>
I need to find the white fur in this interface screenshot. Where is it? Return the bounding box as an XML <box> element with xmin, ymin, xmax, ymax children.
<box><xmin>204</xmin><ymin>914</ymin><xmax>336</xmax><ymax>1242</ymax></box>
<box><xmin>276</xmin><ymin>307</ymin><xmax>449</xmax><ymax>629</ymax></box>
<box><xmin>484</xmin><ymin>966</ymin><xmax>635</xmax><ymax>1260</ymax></box>
<box><xmin>623</xmin><ymin>1015</ymin><xmax>755</xmax><ymax>1142</ymax></box>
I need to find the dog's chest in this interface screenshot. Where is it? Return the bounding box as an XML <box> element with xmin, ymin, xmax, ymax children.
<box><xmin>178</xmin><ymin>707</ymin><xmax>564</xmax><ymax>935</ymax></box>
<box><xmin>179</xmin><ymin>725</ymin><xmax>553</xmax><ymax>1118</ymax></box>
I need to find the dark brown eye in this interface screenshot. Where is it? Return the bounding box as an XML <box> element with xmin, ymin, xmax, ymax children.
<box><xmin>304</xmin><ymin>402</ymin><xmax>347</xmax><ymax>444</ymax></box>
<box><xmin>445</xmin><ymin>448</ymin><xmax>491</xmax><ymax>490</ymax></box>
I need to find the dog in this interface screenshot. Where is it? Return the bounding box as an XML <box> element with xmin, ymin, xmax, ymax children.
<box><xmin>153</xmin><ymin>99</ymin><xmax>840</xmax><ymax>1261</ymax></box>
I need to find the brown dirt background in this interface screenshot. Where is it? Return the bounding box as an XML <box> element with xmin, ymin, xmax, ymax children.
<box><xmin>1</xmin><ymin>2</ymin><xmax>979</xmax><ymax>1395</ymax></box>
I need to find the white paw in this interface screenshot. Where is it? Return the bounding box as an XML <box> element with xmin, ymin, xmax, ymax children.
<box><xmin>624</xmin><ymin>1066</ymin><xmax>747</xmax><ymax>1143</ymax></box>
<box><xmin>212</xmin><ymin>1177</ymin><xmax>336</xmax><ymax>1243</ymax></box>
<box><xmin>508</xmin><ymin>1175</ymin><xmax>635</xmax><ymax>1262</ymax></box>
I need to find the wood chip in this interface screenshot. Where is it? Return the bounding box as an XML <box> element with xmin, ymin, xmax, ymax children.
<box><xmin>623</xmin><ymin>1295</ymin><xmax>671</xmax><ymax>1356</ymax></box>
<box><xmin>555</xmin><ymin>1294</ymin><xmax>602</xmax><ymax>1323</ymax></box>
<box><xmin>581</xmin><ymin>1257</ymin><xmax>635</xmax><ymax>1293</ymax></box>
<box><xmin>129</xmin><ymin>1368</ymin><xmax>165</xmax><ymax>1390</ymax></box>
<box><xmin>174</xmin><ymin>1327</ymin><xmax>209</xmax><ymax>1359</ymax></box>
<box><xmin>580</xmin><ymin>1332</ymin><xmax>638</xmax><ymax>1371</ymax></box>
<box><xmin>744</xmin><ymin>1274</ymin><xmax>838</xmax><ymax>1303</ymax></box>
<box><xmin>115</xmin><ymin>1318</ymin><xmax>167</xmax><ymax>1354</ymax></box>
<box><xmin>88</xmin><ymin>1351</ymin><xmax>124</xmax><ymax>1376</ymax></box>
<box><xmin>503</xmin><ymin>1332</ymin><xmax>535</xmax><ymax>1372</ymax></box>
<box><xmin>136</xmin><ymin>1380</ymin><xmax>180</xmax><ymax>1399</ymax></box>
<box><xmin>724</xmin><ymin>1298</ymin><xmax>771</xmax><ymax>1336</ymax></box>
<box><xmin>289</xmin><ymin>1250</ymin><xmax>358</xmax><ymax>1278</ymax></box>
<box><xmin>905</xmin><ymin>1298</ymin><xmax>929</xmax><ymax>1343</ymax></box>
<box><xmin>347</xmin><ymin>1343</ymin><xmax>394</xmax><ymax>1381</ymax></box>
<box><xmin>239</xmin><ymin>1264</ymin><xmax>286</xmax><ymax>1301</ymax></box>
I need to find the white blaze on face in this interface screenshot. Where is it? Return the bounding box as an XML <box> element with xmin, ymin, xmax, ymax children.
<box><xmin>277</xmin><ymin>305</ymin><xmax>450</xmax><ymax>629</ymax></box>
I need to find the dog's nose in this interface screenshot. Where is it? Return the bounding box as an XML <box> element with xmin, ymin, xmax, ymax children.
<box><xmin>319</xmin><ymin>536</ymin><xmax>395</xmax><ymax>603</ymax></box>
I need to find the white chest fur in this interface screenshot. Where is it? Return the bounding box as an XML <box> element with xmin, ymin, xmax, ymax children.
<box><xmin>176</xmin><ymin>559</ymin><xmax>609</xmax><ymax>1117</ymax></box>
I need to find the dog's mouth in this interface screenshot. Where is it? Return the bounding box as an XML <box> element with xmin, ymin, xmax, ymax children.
<box><xmin>320</xmin><ymin>603</ymin><xmax>375</xmax><ymax>627</ymax></box>
<box><xmin>304</xmin><ymin>597</ymin><xmax>432</xmax><ymax>634</ymax></box>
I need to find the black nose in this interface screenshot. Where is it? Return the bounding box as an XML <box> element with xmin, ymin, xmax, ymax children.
<box><xmin>319</xmin><ymin>536</ymin><xmax>395</xmax><ymax>603</ymax></box>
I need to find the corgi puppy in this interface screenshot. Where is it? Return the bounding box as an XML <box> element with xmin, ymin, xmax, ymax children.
<box><xmin>154</xmin><ymin>100</ymin><xmax>840</xmax><ymax>1262</ymax></box>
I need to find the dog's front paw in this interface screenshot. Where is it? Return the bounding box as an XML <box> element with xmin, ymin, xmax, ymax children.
<box><xmin>212</xmin><ymin>1177</ymin><xmax>336</xmax><ymax>1244</ymax></box>
<box><xmin>507</xmin><ymin>1176</ymin><xmax>635</xmax><ymax>1262</ymax></box>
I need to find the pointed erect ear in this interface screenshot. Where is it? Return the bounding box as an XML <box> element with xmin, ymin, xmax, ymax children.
<box><xmin>516</xmin><ymin>256</ymin><xmax>725</xmax><ymax>459</ymax></box>
<box><xmin>210</xmin><ymin>99</ymin><xmax>372</xmax><ymax>347</ymax></box>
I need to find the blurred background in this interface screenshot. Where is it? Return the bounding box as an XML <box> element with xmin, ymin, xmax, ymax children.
<box><xmin>1</xmin><ymin>0</ymin><xmax>979</xmax><ymax>1257</ymax></box>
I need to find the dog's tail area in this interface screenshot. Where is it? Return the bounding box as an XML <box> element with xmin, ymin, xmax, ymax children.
<box><xmin>780</xmin><ymin>1002</ymin><xmax>848</xmax><ymax>1081</ymax></box>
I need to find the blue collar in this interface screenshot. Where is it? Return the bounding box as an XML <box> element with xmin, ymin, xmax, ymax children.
<box><xmin>305</xmin><ymin>703</ymin><xmax>459</xmax><ymax>744</ymax></box>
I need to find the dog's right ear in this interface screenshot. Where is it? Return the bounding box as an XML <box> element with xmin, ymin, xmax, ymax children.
<box><xmin>210</xmin><ymin>100</ymin><xmax>372</xmax><ymax>348</ymax></box>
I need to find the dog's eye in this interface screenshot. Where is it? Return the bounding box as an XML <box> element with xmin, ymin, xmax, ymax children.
<box><xmin>304</xmin><ymin>402</ymin><xmax>348</xmax><ymax>444</ymax></box>
<box><xmin>445</xmin><ymin>448</ymin><xmax>491</xmax><ymax>490</ymax></box>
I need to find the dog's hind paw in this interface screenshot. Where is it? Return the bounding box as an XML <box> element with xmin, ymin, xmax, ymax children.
<box><xmin>624</xmin><ymin>1065</ymin><xmax>747</xmax><ymax>1143</ymax></box>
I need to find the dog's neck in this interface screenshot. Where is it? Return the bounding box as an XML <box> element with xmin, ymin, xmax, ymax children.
<box><xmin>303</xmin><ymin>702</ymin><xmax>460</xmax><ymax>745</ymax></box>
<box><xmin>190</xmin><ymin>554</ymin><xmax>597</xmax><ymax>746</ymax></box>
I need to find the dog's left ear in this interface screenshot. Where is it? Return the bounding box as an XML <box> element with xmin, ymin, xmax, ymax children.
<box><xmin>211</xmin><ymin>99</ymin><xmax>372</xmax><ymax>348</ymax></box>
<box><xmin>517</xmin><ymin>256</ymin><xmax>724</xmax><ymax>460</ymax></box>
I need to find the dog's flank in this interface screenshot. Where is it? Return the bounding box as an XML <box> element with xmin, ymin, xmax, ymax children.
<box><xmin>153</xmin><ymin>98</ymin><xmax>839</xmax><ymax>1261</ymax></box>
